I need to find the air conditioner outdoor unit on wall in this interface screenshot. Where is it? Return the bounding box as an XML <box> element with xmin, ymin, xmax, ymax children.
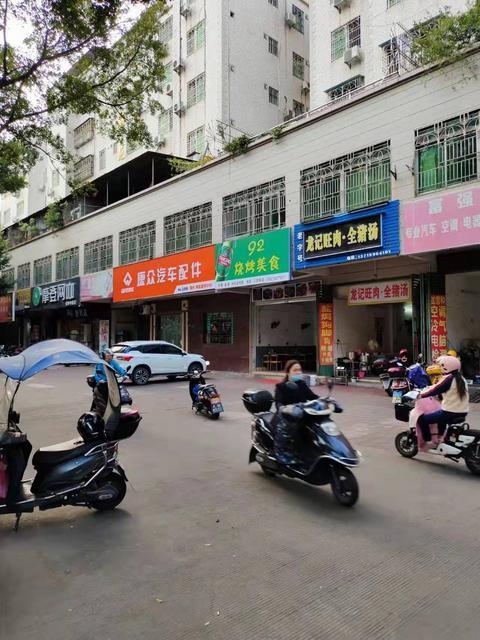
<box><xmin>174</xmin><ymin>102</ymin><xmax>185</xmax><ymax>116</ymax></box>
<box><xmin>333</xmin><ymin>0</ymin><xmax>351</xmax><ymax>11</ymax></box>
<box><xmin>164</xmin><ymin>83</ymin><xmax>173</xmax><ymax>96</ymax></box>
<box><xmin>301</xmin><ymin>81</ymin><xmax>310</xmax><ymax>94</ymax></box>
<box><xmin>180</xmin><ymin>1</ymin><xmax>191</xmax><ymax>17</ymax></box>
<box><xmin>344</xmin><ymin>45</ymin><xmax>362</xmax><ymax>67</ymax></box>
<box><xmin>285</xmin><ymin>13</ymin><xmax>295</xmax><ymax>27</ymax></box>
<box><xmin>173</xmin><ymin>60</ymin><xmax>184</xmax><ymax>74</ymax></box>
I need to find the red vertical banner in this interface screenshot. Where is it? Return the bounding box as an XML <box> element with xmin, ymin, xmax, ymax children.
<box><xmin>430</xmin><ymin>295</ymin><xmax>447</xmax><ymax>361</ymax></box>
<box><xmin>318</xmin><ymin>303</ymin><xmax>334</xmax><ymax>367</ymax></box>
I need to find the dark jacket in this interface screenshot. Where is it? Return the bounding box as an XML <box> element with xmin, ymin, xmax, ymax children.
<box><xmin>274</xmin><ymin>379</ymin><xmax>318</xmax><ymax>407</ymax></box>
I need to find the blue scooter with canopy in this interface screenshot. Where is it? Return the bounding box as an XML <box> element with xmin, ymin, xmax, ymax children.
<box><xmin>0</xmin><ymin>340</ymin><xmax>141</xmax><ymax>530</ymax></box>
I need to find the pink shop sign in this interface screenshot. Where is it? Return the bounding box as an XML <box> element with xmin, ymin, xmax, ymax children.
<box><xmin>402</xmin><ymin>186</ymin><xmax>480</xmax><ymax>255</ymax></box>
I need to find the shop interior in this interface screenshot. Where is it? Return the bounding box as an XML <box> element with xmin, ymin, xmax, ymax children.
<box><xmin>255</xmin><ymin>300</ymin><xmax>317</xmax><ymax>372</ymax></box>
<box><xmin>446</xmin><ymin>272</ymin><xmax>480</xmax><ymax>379</ymax></box>
<box><xmin>333</xmin><ymin>285</ymin><xmax>413</xmax><ymax>378</ymax></box>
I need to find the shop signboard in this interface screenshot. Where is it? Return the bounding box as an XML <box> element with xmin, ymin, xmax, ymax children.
<box><xmin>15</xmin><ymin>288</ymin><xmax>31</xmax><ymax>310</ymax></box>
<box><xmin>402</xmin><ymin>186</ymin><xmax>480</xmax><ymax>255</ymax></box>
<box><xmin>294</xmin><ymin>201</ymin><xmax>400</xmax><ymax>269</ymax></box>
<box><xmin>0</xmin><ymin>294</ymin><xmax>14</xmax><ymax>323</ymax></box>
<box><xmin>31</xmin><ymin>277</ymin><xmax>80</xmax><ymax>309</ymax></box>
<box><xmin>430</xmin><ymin>295</ymin><xmax>447</xmax><ymax>361</ymax></box>
<box><xmin>347</xmin><ymin>279</ymin><xmax>411</xmax><ymax>306</ymax></box>
<box><xmin>113</xmin><ymin>246</ymin><xmax>216</xmax><ymax>303</ymax></box>
<box><xmin>318</xmin><ymin>303</ymin><xmax>334</xmax><ymax>367</ymax></box>
<box><xmin>215</xmin><ymin>228</ymin><xmax>290</xmax><ymax>289</ymax></box>
<box><xmin>81</xmin><ymin>270</ymin><xmax>113</xmax><ymax>302</ymax></box>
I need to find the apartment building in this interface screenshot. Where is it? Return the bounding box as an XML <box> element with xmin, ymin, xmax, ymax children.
<box><xmin>310</xmin><ymin>0</ymin><xmax>470</xmax><ymax>108</ymax></box>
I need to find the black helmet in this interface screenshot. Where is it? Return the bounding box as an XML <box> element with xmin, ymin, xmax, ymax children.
<box><xmin>77</xmin><ymin>412</ymin><xmax>105</xmax><ymax>441</ymax></box>
<box><xmin>242</xmin><ymin>389</ymin><xmax>273</xmax><ymax>414</ymax></box>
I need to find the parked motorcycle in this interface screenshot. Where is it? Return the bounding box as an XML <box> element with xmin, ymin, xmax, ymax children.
<box><xmin>0</xmin><ymin>339</ymin><xmax>141</xmax><ymax>530</ymax></box>
<box><xmin>242</xmin><ymin>383</ymin><xmax>361</xmax><ymax>507</ymax></box>
<box><xmin>394</xmin><ymin>389</ymin><xmax>480</xmax><ymax>475</ymax></box>
<box><xmin>380</xmin><ymin>362</ymin><xmax>410</xmax><ymax>401</ymax></box>
<box><xmin>188</xmin><ymin>370</ymin><xmax>224</xmax><ymax>420</ymax></box>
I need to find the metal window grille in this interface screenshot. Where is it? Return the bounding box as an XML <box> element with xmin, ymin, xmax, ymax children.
<box><xmin>268</xmin><ymin>0</ymin><xmax>278</xmax><ymax>6</ymax></box>
<box><xmin>187</xmin><ymin>73</ymin><xmax>206</xmax><ymax>108</ymax></box>
<box><xmin>268</xmin><ymin>86</ymin><xmax>279</xmax><ymax>105</ymax></box>
<box><xmin>33</xmin><ymin>256</ymin><xmax>52</xmax><ymax>285</ymax></box>
<box><xmin>160</xmin><ymin>63</ymin><xmax>173</xmax><ymax>90</ymax></box>
<box><xmin>2</xmin><ymin>267</ymin><xmax>14</xmax><ymax>291</ymax></box>
<box><xmin>73</xmin><ymin>118</ymin><xmax>95</xmax><ymax>148</ymax></box>
<box><xmin>292</xmin><ymin>5</ymin><xmax>305</xmax><ymax>33</ymax></box>
<box><xmin>387</xmin><ymin>0</ymin><xmax>402</xmax><ymax>7</ymax></box>
<box><xmin>187</xmin><ymin>126</ymin><xmax>205</xmax><ymax>155</ymax></box>
<box><xmin>119</xmin><ymin>221</ymin><xmax>156</xmax><ymax>266</ymax></box>
<box><xmin>99</xmin><ymin>149</ymin><xmax>106</xmax><ymax>171</ymax></box>
<box><xmin>223</xmin><ymin>178</ymin><xmax>286</xmax><ymax>239</ymax></box>
<box><xmin>204</xmin><ymin>312</ymin><xmax>233</xmax><ymax>344</ymax></box>
<box><xmin>326</xmin><ymin>75</ymin><xmax>364</xmax><ymax>101</ymax></box>
<box><xmin>74</xmin><ymin>155</ymin><xmax>94</xmax><ymax>182</ymax></box>
<box><xmin>164</xmin><ymin>203</ymin><xmax>212</xmax><ymax>255</ymax></box>
<box><xmin>84</xmin><ymin>236</ymin><xmax>113</xmax><ymax>274</ymax></box>
<box><xmin>159</xmin><ymin>16</ymin><xmax>173</xmax><ymax>43</ymax></box>
<box><xmin>56</xmin><ymin>247</ymin><xmax>79</xmax><ymax>280</ymax></box>
<box><xmin>268</xmin><ymin>36</ymin><xmax>279</xmax><ymax>56</ymax></box>
<box><xmin>293</xmin><ymin>99</ymin><xmax>305</xmax><ymax>116</ymax></box>
<box><xmin>187</xmin><ymin>20</ymin><xmax>205</xmax><ymax>56</ymax></box>
<box><xmin>415</xmin><ymin>111</ymin><xmax>479</xmax><ymax>195</ymax></box>
<box><xmin>300</xmin><ymin>142</ymin><xmax>391</xmax><ymax>222</ymax></box>
<box><xmin>159</xmin><ymin>108</ymin><xmax>173</xmax><ymax>136</ymax></box>
<box><xmin>331</xmin><ymin>16</ymin><xmax>361</xmax><ymax>61</ymax></box>
<box><xmin>17</xmin><ymin>263</ymin><xmax>30</xmax><ymax>289</ymax></box>
<box><xmin>292</xmin><ymin>52</ymin><xmax>305</xmax><ymax>79</ymax></box>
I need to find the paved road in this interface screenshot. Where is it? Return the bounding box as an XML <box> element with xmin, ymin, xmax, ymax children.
<box><xmin>2</xmin><ymin>368</ymin><xmax>480</xmax><ymax>640</ymax></box>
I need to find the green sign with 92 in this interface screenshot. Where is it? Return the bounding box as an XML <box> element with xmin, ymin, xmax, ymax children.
<box><xmin>215</xmin><ymin>228</ymin><xmax>290</xmax><ymax>289</ymax></box>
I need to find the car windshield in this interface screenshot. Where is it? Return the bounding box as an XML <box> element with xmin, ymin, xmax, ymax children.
<box><xmin>111</xmin><ymin>345</ymin><xmax>130</xmax><ymax>353</ymax></box>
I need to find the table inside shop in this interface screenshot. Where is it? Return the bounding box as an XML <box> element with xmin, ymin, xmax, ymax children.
<box><xmin>258</xmin><ymin>348</ymin><xmax>316</xmax><ymax>372</ymax></box>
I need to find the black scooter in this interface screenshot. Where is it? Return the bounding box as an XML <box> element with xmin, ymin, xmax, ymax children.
<box><xmin>188</xmin><ymin>370</ymin><xmax>224</xmax><ymax>420</ymax></box>
<box><xmin>87</xmin><ymin>365</ymin><xmax>133</xmax><ymax>407</ymax></box>
<box><xmin>0</xmin><ymin>340</ymin><xmax>141</xmax><ymax>530</ymax></box>
<box><xmin>242</xmin><ymin>383</ymin><xmax>361</xmax><ymax>507</ymax></box>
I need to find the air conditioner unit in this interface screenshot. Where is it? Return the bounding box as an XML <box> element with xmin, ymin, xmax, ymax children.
<box><xmin>285</xmin><ymin>12</ymin><xmax>296</xmax><ymax>27</ymax></box>
<box><xmin>174</xmin><ymin>102</ymin><xmax>185</xmax><ymax>115</ymax></box>
<box><xmin>301</xmin><ymin>81</ymin><xmax>310</xmax><ymax>94</ymax></box>
<box><xmin>165</xmin><ymin>83</ymin><xmax>173</xmax><ymax>96</ymax></box>
<box><xmin>154</xmin><ymin>136</ymin><xmax>167</xmax><ymax>148</ymax></box>
<box><xmin>173</xmin><ymin>60</ymin><xmax>184</xmax><ymax>74</ymax></box>
<box><xmin>333</xmin><ymin>0</ymin><xmax>351</xmax><ymax>11</ymax></box>
<box><xmin>180</xmin><ymin>1</ymin><xmax>191</xmax><ymax>17</ymax></box>
<box><xmin>344</xmin><ymin>45</ymin><xmax>362</xmax><ymax>67</ymax></box>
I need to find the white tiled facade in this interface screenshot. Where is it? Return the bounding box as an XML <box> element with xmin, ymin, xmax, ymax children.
<box><xmin>1</xmin><ymin>0</ymin><xmax>310</xmax><ymax>228</ymax></box>
<box><xmin>310</xmin><ymin>0</ymin><xmax>470</xmax><ymax>109</ymax></box>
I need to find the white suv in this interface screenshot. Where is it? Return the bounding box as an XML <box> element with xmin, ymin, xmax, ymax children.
<box><xmin>112</xmin><ymin>341</ymin><xmax>209</xmax><ymax>385</ymax></box>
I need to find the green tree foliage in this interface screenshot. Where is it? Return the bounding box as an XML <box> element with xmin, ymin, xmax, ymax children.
<box><xmin>412</xmin><ymin>2</ymin><xmax>480</xmax><ymax>67</ymax></box>
<box><xmin>0</xmin><ymin>236</ymin><xmax>12</xmax><ymax>294</ymax></box>
<box><xmin>0</xmin><ymin>0</ymin><xmax>169</xmax><ymax>194</ymax></box>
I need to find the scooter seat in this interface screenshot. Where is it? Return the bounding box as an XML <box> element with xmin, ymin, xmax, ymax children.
<box><xmin>32</xmin><ymin>438</ymin><xmax>95</xmax><ymax>468</ymax></box>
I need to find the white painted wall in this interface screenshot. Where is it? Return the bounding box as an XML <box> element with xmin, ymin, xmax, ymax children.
<box><xmin>446</xmin><ymin>273</ymin><xmax>480</xmax><ymax>350</ymax></box>
<box><xmin>256</xmin><ymin>301</ymin><xmax>316</xmax><ymax>347</ymax></box>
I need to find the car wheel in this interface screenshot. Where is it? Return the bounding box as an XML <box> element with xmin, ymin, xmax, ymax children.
<box><xmin>188</xmin><ymin>362</ymin><xmax>204</xmax><ymax>374</ymax></box>
<box><xmin>132</xmin><ymin>365</ymin><xmax>150</xmax><ymax>386</ymax></box>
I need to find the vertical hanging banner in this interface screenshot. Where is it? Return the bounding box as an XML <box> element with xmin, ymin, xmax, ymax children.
<box><xmin>318</xmin><ymin>303</ymin><xmax>334</xmax><ymax>367</ymax></box>
<box><xmin>98</xmin><ymin>319</ymin><xmax>110</xmax><ymax>354</ymax></box>
<box><xmin>430</xmin><ymin>295</ymin><xmax>447</xmax><ymax>361</ymax></box>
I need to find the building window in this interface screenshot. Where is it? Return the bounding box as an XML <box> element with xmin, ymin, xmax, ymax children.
<box><xmin>159</xmin><ymin>108</ymin><xmax>173</xmax><ymax>137</ymax></box>
<box><xmin>292</xmin><ymin>52</ymin><xmax>305</xmax><ymax>79</ymax></box>
<box><xmin>293</xmin><ymin>99</ymin><xmax>305</xmax><ymax>116</ymax></box>
<box><xmin>415</xmin><ymin>111</ymin><xmax>479</xmax><ymax>195</ymax></box>
<box><xmin>187</xmin><ymin>20</ymin><xmax>205</xmax><ymax>56</ymax></box>
<box><xmin>268</xmin><ymin>36</ymin><xmax>279</xmax><ymax>56</ymax></box>
<box><xmin>387</xmin><ymin>0</ymin><xmax>402</xmax><ymax>7</ymax></box>
<box><xmin>300</xmin><ymin>142</ymin><xmax>391</xmax><ymax>222</ymax></box>
<box><xmin>73</xmin><ymin>118</ymin><xmax>95</xmax><ymax>148</ymax></box>
<box><xmin>268</xmin><ymin>0</ymin><xmax>278</xmax><ymax>6</ymax></box>
<box><xmin>331</xmin><ymin>17</ymin><xmax>361</xmax><ymax>61</ymax></box>
<box><xmin>164</xmin><ymin>203</ymin><xmax>212</xmax><ymax>255</ymax></box>
<box><xmin>292</xmin><ymin>5</ymin><xmax>305</xmax><ymax>33</ymax></box>
<box><xmin>56</xmin><ymin>247</ymin><xmax>79</xmax><ymax>280</ymax></box>
<box><xmin>187</xmin><ymin>73</ymin><xmax>206</xmax><ymax>108</ymax></box>
<box><xmin>119</xmin><ymin>221</ymin><xmax>156</xmax><ymax>266</ymax></box>
<box><xmin>160</xmin><ymin>63</ymin><xmax>173</xmax><ymax>91</ymax></box>
<box><xmin>74</xmin><ymin>155</ymin><xmax>94</xmax><ymax>182</ymax></box>
<box><xmin>159</xmin><ymin>16</ymin><xmax>173</xmax><ymax>43</ymax></box>
<box><xmin>99</xmin><ymin>148</ymin><xmax>106</xmax><ymax>171</ymax></box>
<box><xmin>84</xmin><ymin>236</ymin><xmax>113</xmax><ymax>274</ymax></box>
<box><xmin>187</xmin><ymin>126</ymin><xmax>205</xmax><ymax>156</ymax></box>
<box><xmin>33</xmin><ymin>256</ymin><xmax>52</xmax><ymax>285</ymax></box>
<box><xmin>268</xmin><ymin>86</ymin><xmax>279</xmax><ymax>105</ymax></box>
<box><xmin>17</xmin><ymin>262</ymin><xmax>30</xmax><ymax>289</ymax></box>
<box><xmin>223</xmin><ymin>177</ymin><xmax>286</xmax><ymax>239</ymax></box>
<box><xmin>2</xmin><ymin>267</ymin><xmax>14</xmax><ymax>291</ymax></box>
<box><xmin>326</xmin><ymin>75</ymin><xmax>364</xmax><ymax>101</ymax></box>
<box><xmin>204</xmin><ymin>312</ymin><xmax>233</xmax><ymax>344</ymax></box>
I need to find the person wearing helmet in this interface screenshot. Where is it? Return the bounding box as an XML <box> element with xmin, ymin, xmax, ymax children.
<box><xmin>94</xmin><ymin>348</ymin><xmax>127</xmax><ymax>385</ymax></box>
<box><xmin>398</xmin><ymin>348</ymin><xmax>411</xmax><ymax>367</ymax></box>
<box><xmin>418</xmin><ymin>355</ymin><xmax>469</xmax><ymax>443</ymax></box>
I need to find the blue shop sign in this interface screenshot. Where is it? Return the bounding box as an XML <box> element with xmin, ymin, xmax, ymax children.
<box><xmin>294</xmin><ymin>201</ymin><xmax>400</xmax><ymax>269</ymax></box>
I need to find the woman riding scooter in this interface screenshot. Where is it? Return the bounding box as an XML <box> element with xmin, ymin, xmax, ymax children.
<box><xmin>93</xmin><ymin>349</ymin><xmax>127</xmax><ymax>415</ymax></box>
<box><xmin>418</xmin><ymin>355</ymin><xmax>469</xmax><ymax>443</ymax></box>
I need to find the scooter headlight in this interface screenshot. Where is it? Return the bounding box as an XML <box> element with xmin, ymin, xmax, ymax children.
<box><xmin>321</xmin><ymin>421</ymin><xmax>341</xmax><ymax>436</ymax></box>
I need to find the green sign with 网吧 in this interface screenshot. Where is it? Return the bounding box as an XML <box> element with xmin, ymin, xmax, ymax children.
<box><xmin>215</xmin><ymin>228</ymin><xmax>291</xmax><ymax>289</ymax></box>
